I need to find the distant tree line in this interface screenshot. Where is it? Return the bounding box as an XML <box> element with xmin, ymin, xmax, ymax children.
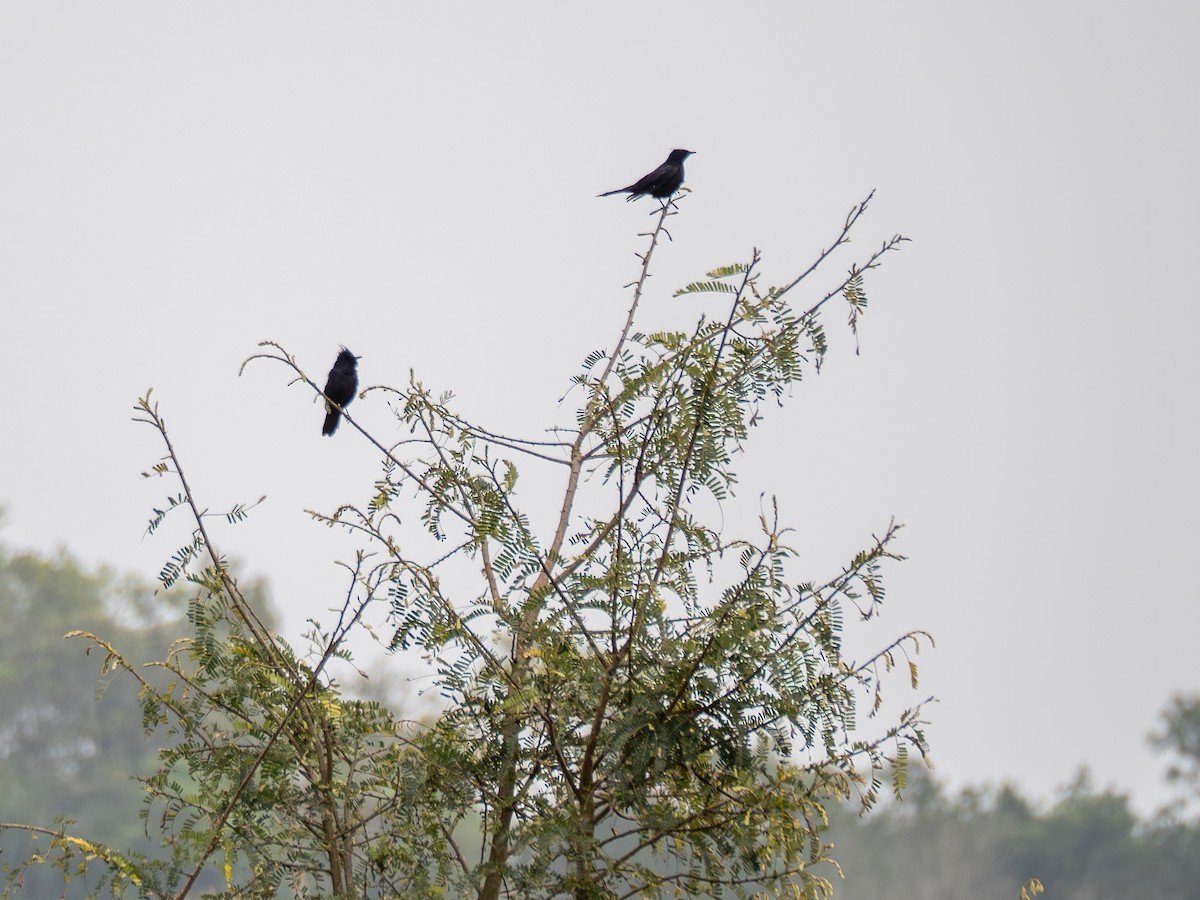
<box><xmin>825</xmin><ymin>763</ymin><xmax>1200</xmax><ymax>900</ymax></box>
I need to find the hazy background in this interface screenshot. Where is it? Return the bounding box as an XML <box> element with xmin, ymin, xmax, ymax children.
<box><xmin>2</xmin><ymin>2</ymin><xmax>1197</xmax><ymax>814</ymax></box>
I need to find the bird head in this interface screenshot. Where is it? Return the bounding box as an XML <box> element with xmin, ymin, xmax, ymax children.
<box><xmin>669</xmin><ymin>149</ymin><xmax>695</xmax><ymax>163</ymax></box>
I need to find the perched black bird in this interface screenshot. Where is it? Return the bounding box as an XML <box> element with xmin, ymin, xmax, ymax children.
<box><xmin>321</xmin><ymin>347</ymin><xmax>359</xmax><ymax>436</ymax></box>
<box><xmin>598</xmin><ymin>149</ymin><xmax>694</xmax><ymax>201</ymax></box>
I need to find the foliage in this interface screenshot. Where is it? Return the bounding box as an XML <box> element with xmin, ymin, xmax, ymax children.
<box><xmin>3</xmin><ymin>192</ymin><xmax>928</xmax><ymax>899</ymax></box>
<box><xmin>1150</xmin><ymin>693</ymin><xmax>1200</xmax><ymax>813</ymax></box>
<box><xmin>0</xmin><ymin>539</ymin><xmax>275</xmax><ymax>898</ymax></box>
<box><xmin>0</xmin><ymin>541</ymin><xmax>175</xmax><ymax>891</ymax></box>
<box><xmin>824</xmin><ymin>765</ymin><xmax>1200</xmax><ymax>900</ymax></box>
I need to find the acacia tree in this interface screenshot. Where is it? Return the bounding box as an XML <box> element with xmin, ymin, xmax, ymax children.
<box><xmin>4</xmin><ymin>192</ymin><xmax>929</xmax><ymax>899</ymax></box>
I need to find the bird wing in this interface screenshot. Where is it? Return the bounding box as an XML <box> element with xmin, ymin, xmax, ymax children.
<box><xmin>624</xmin><ymin>166</ymin><xmax>665</xmax><ymax>197</ymax></box>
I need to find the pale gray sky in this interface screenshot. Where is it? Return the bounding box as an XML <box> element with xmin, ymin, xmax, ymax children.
<box><xmin>2</xmin><ymin>2</ymin><xmax>1198</xmax><ymax>814</ymax></box>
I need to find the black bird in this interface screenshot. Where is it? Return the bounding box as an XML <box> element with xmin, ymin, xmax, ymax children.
<box><xmin>598</xmin><ymin>149</ymin><xmax>694</xmax><ymax>201</ymax></box>
<box><xmin>321</xmin><ymin>347</ymin><xmax>359</xmax><ymax>436</ymax></box>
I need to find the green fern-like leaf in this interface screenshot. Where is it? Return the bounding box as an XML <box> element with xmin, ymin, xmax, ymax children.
<box><xmin>673</xmin><ymin>280</ymin><xmax>740</xmax><ymax>298</ymax></box>
<box><xmin>706</xmin><ymin>262</ymin><xmax>751</xmax><ymax>279</ymax></box>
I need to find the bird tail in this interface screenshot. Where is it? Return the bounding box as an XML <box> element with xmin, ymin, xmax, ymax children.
<box><xmin>322</xmin><ymin>403</ymin><xmax>341</xmax><ymax>436</ymax></box>
<box><xmin>597</xmin><ymin>188</ymin><xmax>625</xmax><ymax>197</ymax></box>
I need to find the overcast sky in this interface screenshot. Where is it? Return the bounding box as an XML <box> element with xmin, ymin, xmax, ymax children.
<box><xmin>2</xmin><ymin>2</ymin><xmax>1198</xmax><ymax>814</ymax></box>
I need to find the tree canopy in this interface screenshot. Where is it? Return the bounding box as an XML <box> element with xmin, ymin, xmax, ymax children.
<box><xmin>4</xmin><ymin>194</ymin><xmax>931</xmax><ymax>899</ymax></box>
